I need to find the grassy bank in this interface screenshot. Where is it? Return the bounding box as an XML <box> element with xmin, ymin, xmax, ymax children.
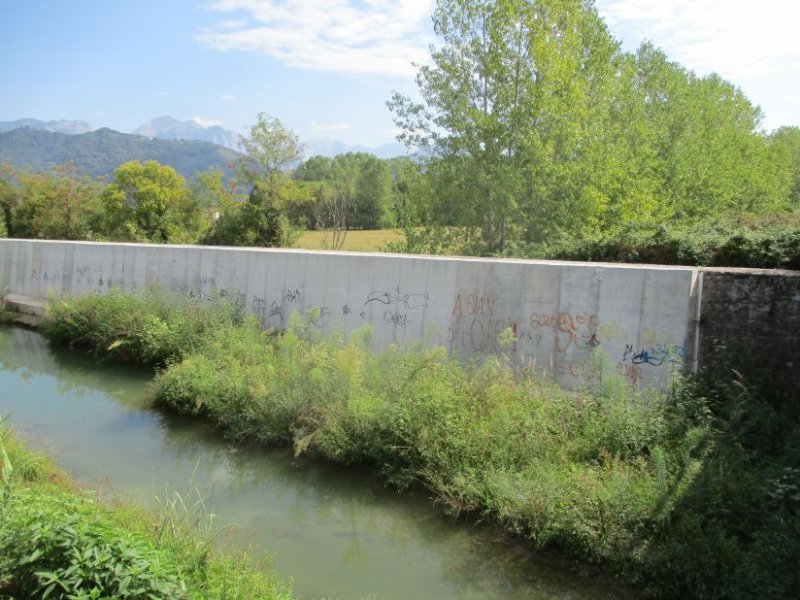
<box><xmin>0</xmin><ymin>416</ymin><xmax>293</xmax><ymax>599</ymax></box>
<box><xmin>40</xmin><ymin>290</ymin><xmax>800</xmax><ymax>599</ymax></box>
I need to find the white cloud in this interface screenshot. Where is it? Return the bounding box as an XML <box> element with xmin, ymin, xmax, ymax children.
<box><xmin>310</xmin><ymin>120</ymin><xmax>350</xmax><ymax>132</ymax></box>
<box><xmin>198</xmin><ymin>0</ymin><xmax>434</xmax><ymax>77</ymax></box>
<box><xmin>220</xmin><ymin>94</ymin><xmax>236</xmax><ymax>101</ymax></box>
<box><xmin>596</xmin><ymin>0</ymin><xmax>800</xmax><ymax>78</ymax></box>
<box><xmin>218</xmin><ymin>19</ymin><xmax>248</xmax><ymax>29</ymax></box>
<box><xmin>192</xmin><ymin>116</ymin><xmax>224</xmax><ymax>128</ymax></box>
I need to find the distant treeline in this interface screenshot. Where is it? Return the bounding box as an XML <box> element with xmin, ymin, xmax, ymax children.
<box><xmin>0</xmin><ymin>151</ymin><xmax>417</xmax><ymax>248</ymax></box>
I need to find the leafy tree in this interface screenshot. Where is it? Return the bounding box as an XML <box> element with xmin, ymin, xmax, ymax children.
<box><xmin>389</xmin><ymin>1</ymin><xmax>796</xmax><ymax>256</ymax></box>
<box><xmin>295</xmin><ymin>155</ymin><xmax>332</xmax><ymax>182</ymax></box>
<box><xmin>203</xmin><ymin>181</ymin><xmax>294</xmax><ymax>247</ymax></box>
<box><xmin>336</xmin><ymin>153</ymin><xmax>394</xmax><ymax>229</ymax></box>
<box><xmin>191</xmin><ymin>169</ymin><xmax>241</xmax><ymax>210</ymax></box>
<box><xmin>389</xmin><ymin>0</ymin><xmax>621</xmax><ymax>253</ymax></box>
<box><xmin>295</xmin><ymin>153</ymin><xmax>394</xmax><ymax>232</ymax></box>
<box><xmin>190</xmin><ymin>168</ymin><xmax>244</xmax><ymax>236</ymax></box>
<box><xmin>277</xmin><ymin>179</ymin><xmax>317</xmax><ymax>230</ymax></box>
<box><xmin>235</xmin><ymin>113</ymin><xmax>304</xmax><ymax>185</ymax></box>
<box><xmin>770</xmin><ymin>126</ymin><xmax>800</xmax><ymax>206</ymax></box>
<box><xmin>3</xmin><ymin>164</ymin><xmax>104</xmax><ymax>240</ymax></box>
<box><xmin>624</xmin><ymin>44</ymin><xmax>787</xmax><ymax>219</ymax></box>
<box><xmin>387</xmin><ymin>156</ymin><xmax>427</xmax><ymax>226</ymax></box>
<box><xmin>0</xmin><ymin>163</ymin><xmax>16</xmax><ymax>236</ymax></box>
<box><xmin>101</xmin><ymin>160</ymin><xmax>201</xmax><ymax>243</ymax></box>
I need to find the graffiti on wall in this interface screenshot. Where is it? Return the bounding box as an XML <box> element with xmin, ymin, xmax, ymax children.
<box><xmin>529</xmin><ymin>312</ymin><xmax>600</xmax><ymax>354</ymax></box>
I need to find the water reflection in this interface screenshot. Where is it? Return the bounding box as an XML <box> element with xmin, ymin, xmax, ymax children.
<box><xmin>0</xmin><ymin>326</ymin><xmax>631</xmax><ymax>600</ymax></box>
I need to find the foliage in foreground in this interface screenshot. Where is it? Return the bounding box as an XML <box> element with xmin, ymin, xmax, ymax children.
<box><xmin>0</xmin><ymin>418</ymin><xmax>293</xmax><ymax>600</ymax></box>
<box><xmin>40</xmin><ymin>290</ymin><xmax>800</xmax><ymax>599</ymax></box>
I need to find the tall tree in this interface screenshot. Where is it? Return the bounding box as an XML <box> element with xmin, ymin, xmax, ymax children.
<box><xmin>389</xmin><ymin>0</ymin><xmax>621</xmax><ymax>253</ymax></box>
<box><xmin>627</xmin><ymin>44</ymin><xmax>784</xmax><ymax>219</ymax></box>
<box><xmin>770</xmin><ymin>126</ymin><xmax>800</xmax><ymax>207</ymax></box>
<box><xmin>235</xmin><ymin>113</ymin><xmax>304</xmax><ymax>185</ymax></box>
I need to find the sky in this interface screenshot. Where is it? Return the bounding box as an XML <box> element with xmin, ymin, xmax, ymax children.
<box><xmin>1</xmin><ymin>0</ymin><xmax>798</xmax><ymax>147</ymax></box>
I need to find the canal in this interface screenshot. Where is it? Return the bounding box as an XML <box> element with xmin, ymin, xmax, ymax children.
<box><xmin>0</xmin><ymin>326</ymin><xmax>628</xmax><ymax>600</ymax></box>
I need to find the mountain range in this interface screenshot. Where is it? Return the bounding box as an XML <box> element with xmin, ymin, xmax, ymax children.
<box><xmin>0</xmin><ymin>118</ymin><xmax>94</xmax><ymax>135</ymax></box>
<box><xmin>133</xmin><ymin>116</ymin><xmax>242</xmax><ymax>151</ymax></box>
<box><xmin>0</xmin><ymin>117</ymin><xmax>407</xmax><ymax>159</ymax></box>
<box><xmin>0</xmin><ymin>127</ymin><xmax>241</xmax><ymax>180</ymax></box>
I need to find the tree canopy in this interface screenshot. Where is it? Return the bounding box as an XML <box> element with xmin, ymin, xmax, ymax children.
<box><xmin>235</xmin><ymin>113</ymin><xmax>304</xmax><ymax>185</ymax></box>
<box><xmin>389</xmin><ymin>0</ymin><xmax>797</xmax><ymax>255</ymax></box>
<box><xmin>100</xmin><ymin>160</ymin><xmax>203</xmax><ymax>243</ymax></box>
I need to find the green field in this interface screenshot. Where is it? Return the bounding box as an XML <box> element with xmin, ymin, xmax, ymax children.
<box><xmin>294</xmin><ymin>229</ymin><xmax>402</xmax><ymax>252</ymax></box>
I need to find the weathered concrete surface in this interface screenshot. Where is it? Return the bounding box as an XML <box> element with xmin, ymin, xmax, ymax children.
<box><xmin>698</xmin><ymin>268</ymin><xmax>800</xmax><ymax>400</ymax></box>
<box><xmin>1</xmin><ymin>239</ymin><xmax>701</xmax><ymax>390</ymax></box>
<box><xmin>4</xmin><ymin>293</ymin><xmax>46</xmax><ymax>316</ymax></box>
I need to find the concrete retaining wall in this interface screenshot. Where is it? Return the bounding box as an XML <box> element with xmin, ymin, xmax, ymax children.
<box><xmin>698</xmin><ymin>269</ymin><xmax>800</xmax><ymax>400</ymax></box>
<box><xmin>1</xmin><ymin>239</ymin><xmax>702</xmax><ymax>390</ymax></box>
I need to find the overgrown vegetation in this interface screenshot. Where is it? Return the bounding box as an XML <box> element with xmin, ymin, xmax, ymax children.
<box><xmin>39</xmin><ymin>290</ymin><xmax>800</xmax><ymax>598</ymax></box>
<box><xmin>385</xmin><ymin>217</ymin><xmax>800</xmax><ymax>270</ymax></box>
<box><xmin>0</xmin><ymin>416</ymin><xmax>293</xmax><ymax>599</ymax></box>
<box><xmin>536</xmin><ymin>218</ymin><xmax>800</xmax><ymax>269</ymax></box>
<box><xmin>42</xmin><ymin>288</ymin><xmax>242</xmax><ymax>367</ymax></box>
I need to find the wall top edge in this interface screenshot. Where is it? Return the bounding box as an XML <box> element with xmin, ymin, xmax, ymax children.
<box><xmin>698</xmin><ymin>266</ymin><xmax>800</xmax><ymax>277</ymax></box>
<box><xmin>1</xmin><ymin>238</ymin><xmax>703</xmax><ymax>273</ymax></box>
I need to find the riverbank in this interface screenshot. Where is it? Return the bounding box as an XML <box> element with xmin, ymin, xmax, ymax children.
<box><xmin>33</xmin><ymin>289</ymin><xmax>800</xmax><ymax>599</ymax></box>
<box><xmin>0</xmin><ymin>416</ymin><xmax>294</xmax><ymax>599</ymax></box>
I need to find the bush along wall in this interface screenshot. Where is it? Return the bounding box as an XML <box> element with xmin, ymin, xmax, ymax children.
<box><xmin>533</xmin><ymin>220</ymin><xmax>800</xmax><ymax>269</ymax></box>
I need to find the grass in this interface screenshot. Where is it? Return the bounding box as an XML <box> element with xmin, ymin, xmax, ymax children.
<box><xmin>0</xmin><ymin>416</ymin><xmax>293</xmax><ymax>599</ymax></box>
<box><xmin>294</xmin><ymin>229</ymin><xmax>402</xmax><ymax>252</ymax></box>
<box><xmin>38</xmin><ymin>289</ymin><xmax>800</xmax><ymax>599</ymax></box>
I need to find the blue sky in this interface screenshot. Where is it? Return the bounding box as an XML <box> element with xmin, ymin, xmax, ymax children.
<box><xmin>1</xmin><ymin>0</ymin><xmax>798</xmax><ymax>147</ymax></box>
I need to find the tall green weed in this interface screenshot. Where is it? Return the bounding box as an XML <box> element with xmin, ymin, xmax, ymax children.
<box><xmin>41</xmin><ymin>288</ymin><xmax>241</xmax><ymax>366</ymax></box>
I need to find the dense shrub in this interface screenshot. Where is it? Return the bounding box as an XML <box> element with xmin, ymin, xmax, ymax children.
<box><xmin>0</xmin><ymin>492</ymin><xmax>186</xmax><ymax>599</ymax></box>
<box><xmin>534</xmin><ymin>219</ymin><xmax>800</xmax><ymax>269</ymax></box>
<box><xmin>41</xmin><ymin>288</ymin><xmax>241</xmax><ymax>366</ymax></box>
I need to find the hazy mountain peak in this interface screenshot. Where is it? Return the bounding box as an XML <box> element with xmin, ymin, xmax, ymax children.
<box><xmin>190</xmin><ymin>117</ymin><xmax>224</xmax><ymax>129</ymax></box>
<box><xmin>133</xmin><ymin>116</ymin><xmax>240</xmax><ymax>151</ymax></box>
<box><xmin>0</xmin><ymin>118</ymin><xmax>93</xmax><ymax>135</ymax></box>
<box><xmin>133</xmin><ymin>116</ymin><xmax>183</xmax><ymax>138</ymax></box>
<box><xmin>305</xmin><ymin>138</ymin><xmax>408</xmax><ymax>160</ymax></box>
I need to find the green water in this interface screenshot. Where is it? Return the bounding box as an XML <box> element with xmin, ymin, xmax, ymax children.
<box><xmin>0</xmin><ymin>326</ymin><xmax>632</xmax><ymax>600</ymax></box>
